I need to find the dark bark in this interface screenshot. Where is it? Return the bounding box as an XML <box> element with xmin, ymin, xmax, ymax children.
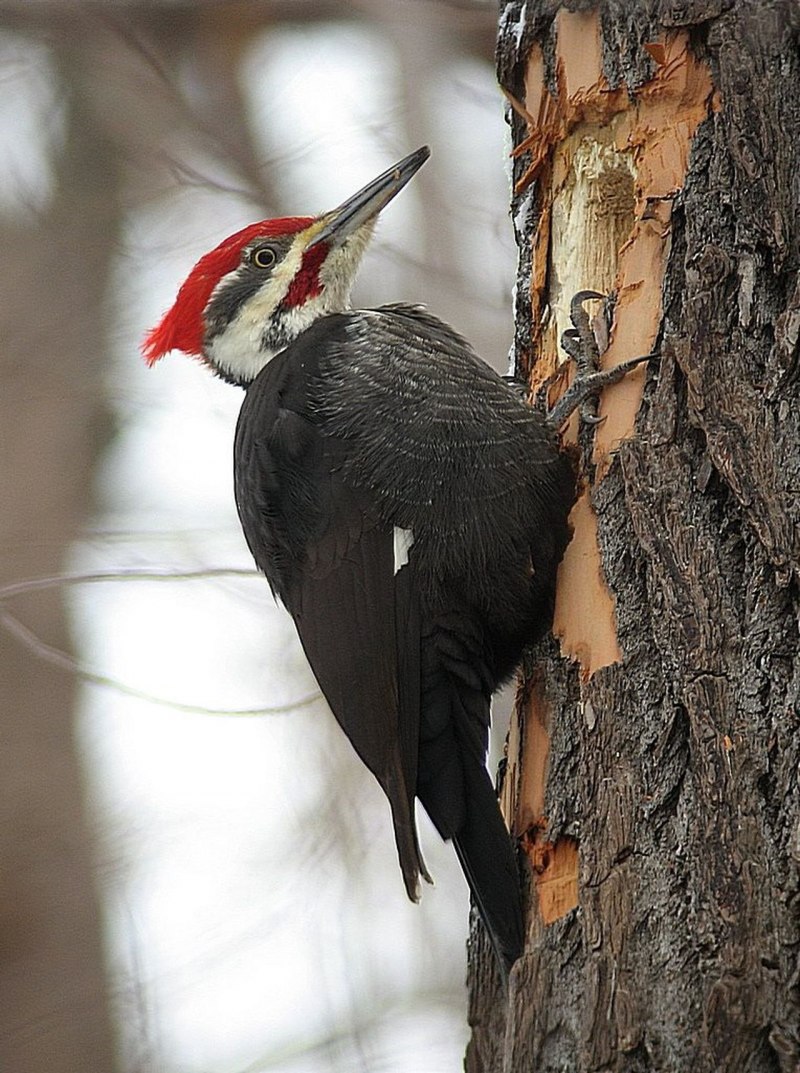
<box><xmin>467</xmin><ymin>2</ymin><xmax>800</xmax><ymax>1071</ymax></box>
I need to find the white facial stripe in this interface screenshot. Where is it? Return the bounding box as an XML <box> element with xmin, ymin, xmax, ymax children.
<box><xmin>393</xmin><ymin>526</ymin><xmax>415</xmax><ymax>574</ymax></box>
<box><xmin>205</xmin><ymin>233</ymin><xmax>307</xmax><ymax>381</ymax></box>
<box><xmin>204</xmin><ymin>219</ymin><xmax>378</xmax><ymax>384</ymax></box>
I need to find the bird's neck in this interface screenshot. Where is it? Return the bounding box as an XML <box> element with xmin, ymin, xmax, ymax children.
<box><xmin>205</xmin><ymin>300</ymin><xmax>348</xmax><ymax>387</ymax></box>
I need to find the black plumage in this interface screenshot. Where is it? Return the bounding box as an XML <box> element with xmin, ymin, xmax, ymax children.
<box><xmin>234</xmin><ymin>303</ymin><xmax>576</xmax><ymax>973</ymax></box>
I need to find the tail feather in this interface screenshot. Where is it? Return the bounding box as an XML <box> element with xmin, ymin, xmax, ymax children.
<box><xmin>417</xmin><ymin>622</ymin><xmax>524</xmax><ymax>976</ymax></box>
<box><xmin>383</xmin><ymin>764</ymin><xmax>432</xmax><ymax>902</ymax></box>
<box><xmin>452</xmin><ymin>757</ymin><xmax>523</xmax><ymax>976</ymax></box>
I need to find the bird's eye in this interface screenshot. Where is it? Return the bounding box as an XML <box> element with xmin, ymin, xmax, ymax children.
<box><xmin>251</xmin><ymin>245</ymin><xmax>277</xmax><ymax>270</ymax></box>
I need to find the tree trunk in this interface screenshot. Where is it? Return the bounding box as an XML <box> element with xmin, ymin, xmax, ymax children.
<box><xmin>0</xmin><ymin>30</ymin><xmax>123</xmax><ymax>1073</ymax></box>
<box><xmin>467</xmin><ymin>3</ymin><xmax>800</xmax><ymax>1070</ymax></box>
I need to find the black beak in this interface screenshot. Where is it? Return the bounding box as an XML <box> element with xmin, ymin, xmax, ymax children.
<box><xmin>308</xmin><ymin>146</ymin><xmax>431</xmax><ymax>249</ymax></box>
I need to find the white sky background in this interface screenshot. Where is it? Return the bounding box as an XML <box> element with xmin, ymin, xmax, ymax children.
<box><xmin>3</xmin><ymin>18</ymin><xmax>515</xmax><ymax>1073</ymax></box>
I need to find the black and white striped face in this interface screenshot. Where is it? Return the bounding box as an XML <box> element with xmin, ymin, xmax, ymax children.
<box><xmin>202</xmin><ymin>219</ymin><xmax>376</xmax><ymax>386</ymax></box>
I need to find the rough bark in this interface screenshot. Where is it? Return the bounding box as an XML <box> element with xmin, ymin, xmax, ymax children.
<box><xmin>467</xmin><ymin>2</ymin><xmax>800</xmax><ymax>1071</ymax></box>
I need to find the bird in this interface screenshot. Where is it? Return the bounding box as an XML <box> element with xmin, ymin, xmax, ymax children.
<box><xmin>142</xmin><ymin>146</ymin><xmax>648</xmax><ymax>976</ymax></box>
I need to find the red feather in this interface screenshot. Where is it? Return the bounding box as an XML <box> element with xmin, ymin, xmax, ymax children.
<box><xmin>282</xmin><ymin>241</ymin><xmax>329</xmax><ymax>310</ymax></box>
<box><xmin>142</xmin><ymin>216</ymin><xmax>313</xmax><ymax>364</ymax></box>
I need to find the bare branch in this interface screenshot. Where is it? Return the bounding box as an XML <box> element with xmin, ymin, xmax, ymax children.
<box><xmin>0</xmin><ymin>566</ymin><xmax>260</xmax><ymax>602</ymax></box>
<box><xmin>0</xmin><ymin>604</ymin><xmax>320</xmax><ymax>717</ymax></box>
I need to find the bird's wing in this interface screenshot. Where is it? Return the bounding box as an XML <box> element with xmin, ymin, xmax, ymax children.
<box><xmin>234</xmin><ymin>341</ymin><xmax>429</xmax><ymax>900</ymax></box>
<box><xmin>292</xmin><ymin>501</ymin><xmax>430</xmax><ymax>899</ymax></box>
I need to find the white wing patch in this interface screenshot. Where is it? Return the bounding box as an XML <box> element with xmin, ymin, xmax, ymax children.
<box><xmin>393</xmin><ymin>526</ymin><xmax>415</xmax><ymax>575</ymax></box>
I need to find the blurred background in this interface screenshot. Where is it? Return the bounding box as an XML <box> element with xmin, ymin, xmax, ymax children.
<box><xmin>0</xmin><ymin>3</ymin><xmax>516</xmax><ymax>1071</ymax></box>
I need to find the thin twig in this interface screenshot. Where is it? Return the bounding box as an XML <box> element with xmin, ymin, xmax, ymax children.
<box><xmin>0</xmin><ymin>566</ymin><xmax>260</xmax><ymax>602</ymax></box>
<box><xmin>0</xmin><ymin>590</ymin><xmax>320</xmax><ymax>718</ymax></box>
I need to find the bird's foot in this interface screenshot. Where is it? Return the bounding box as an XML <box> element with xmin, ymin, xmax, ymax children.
<box><xmin>545</xmin><ymin>290</ymin><xmax>656</xmax><ymax>433</ymax></box>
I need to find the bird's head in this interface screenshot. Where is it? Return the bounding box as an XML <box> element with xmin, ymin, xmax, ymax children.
<box><xmin>143</xmin><ymin>146</ymin><xmax>430</xmax><ymax>386</ymax></box>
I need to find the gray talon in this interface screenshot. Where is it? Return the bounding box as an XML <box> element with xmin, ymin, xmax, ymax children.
<box><xmin>580</xmin><ymin>411</ymin><xmax>606</xmax><ymax>427</ymax></box>
<box><xmin>569</xmin><ymin>290</ymin><xmax>605</xmax><ymax>323</ymax></box>
<box><xmin>546</xmin><ymin>289</ymin><xmax>656</xmax><ymax>433</ymax></box>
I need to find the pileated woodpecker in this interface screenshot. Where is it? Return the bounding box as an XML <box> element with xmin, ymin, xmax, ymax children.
<box><xmin>143</xmin><ymin>146</ymin><xmax>647</xmax><ymax>975</ymax></box>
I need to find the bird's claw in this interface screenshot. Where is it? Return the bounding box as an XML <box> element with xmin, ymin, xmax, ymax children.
<box><xmin>545</xmin><ymin>291</ymin><xmax>655</xmax><ymax>433</ymax></box>
<box><xmin>580</xmin><ymin>410</ymin><xmax>606</xmax><ymax>427</ymax></box>
<box><xmin>569</xmin><ymin>289</ymin><xmax>605</xmax><ymax>321</ymax></box>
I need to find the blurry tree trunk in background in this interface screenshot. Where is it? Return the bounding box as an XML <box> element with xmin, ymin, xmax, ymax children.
<box><xmin>466</xmin><ymin>2</ymin><xmax>800</xmax><ymax>1071</ymax></box>
<box><xmin>0</xmin><ymin>10</ymin><xmax>280</xmax><ymax>1071</ymax></box>
<box><xmin>0</xmin><ymin>35</ymin><xmax>122</xmax><ymax>1073</ymax></box>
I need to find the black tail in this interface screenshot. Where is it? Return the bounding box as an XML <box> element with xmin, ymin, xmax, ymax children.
<box><xmin>416</xmin><ymin>618</ymin><xmax>523</xmax><ymax>976</ymax></box>
<box><xmin>452</xmin><ymin>757</ymin><xmax>524</xmax><ymax>975</ymax></box>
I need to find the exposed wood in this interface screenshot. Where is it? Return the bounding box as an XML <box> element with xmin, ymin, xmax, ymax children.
<box><xmin>468</xmin><ymin>2</ymin><xmax>800</xmax><ymax>1069</ymax></box>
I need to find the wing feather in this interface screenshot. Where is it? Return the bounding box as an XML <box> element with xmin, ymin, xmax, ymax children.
<box><xmin>291</xmin><ymin>514</ymin><xmax>429</xmax><ymax>897</ymax></box>
<box><xmin>234</xmin><ymin>341</ymin><xmax>428</xmax><ymax>898</ymax></box>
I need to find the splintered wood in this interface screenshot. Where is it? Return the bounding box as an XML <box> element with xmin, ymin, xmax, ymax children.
<box><xmin>511</xmin><ymin>11</ymin><xmax>715</xmax><ymax>923</ymax></box>
<box><xmin>513</xmin><ymin>12</ymin><xmax>715</xmax><ymax>677</ymax></box>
